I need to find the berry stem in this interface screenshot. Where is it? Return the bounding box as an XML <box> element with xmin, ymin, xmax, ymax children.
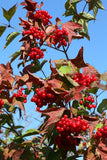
<box><xmin>63</xmin><ymin>46</ymin><xmax>69</xmax><ymax>60</ymax></box>
<box><xmin>41</xmin><ymin>69</ymin><xmax>47</xmax><ymax>78</ymax></box>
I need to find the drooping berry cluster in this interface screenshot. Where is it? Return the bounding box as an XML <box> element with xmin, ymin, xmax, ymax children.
<box><xmin>34</xmin><ymin>10</ymin><xmax>52</xmax><ymax>26</ymax></box>
<box><xmin>94</xmin><ymin>126</ymin><xmax>107</xmax><ymax>140</ymax></box>
<box><xmin>31</xmin><ymin>87</ymin><xmax>58</xmax><ymax>111</ymax></box>
<box><xmin>54</xmin><ymin>115</ymin><xmax>89</xmax><ymax>150</ymax></box>
<box><xmin>23</xmin><ymin>27</ymin><xmax>45</xmax><ymax>40</ymax></box>
<box><xmin>79</xmin><ymin>95</ymin><xmax>96</xmax><ymax>109</ymax></box>
<box><xmin>0</xmin><ymin>98</ymin><xmax>4</xmax><ymax>109</ymax></box>
<box><xmin>73</xmin><ymin>73</ymin><xmax>96</xmax><ymax>87</ymax></box>
<box><xmin>29</xmin><ymin>47</ymin><xmax>44</xmax><ymax>60</ymax></box>
<box><xmin>13</xmin><ymin>87</ymin><xmax>27</xmax><ymax>103</ymax></box>
<box><xmin>50</xmin><ymin>28</ymin><xmax>68</xmax><ymax>48</ymax></box>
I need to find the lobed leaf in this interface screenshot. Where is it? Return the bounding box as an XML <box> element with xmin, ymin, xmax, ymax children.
<box><xmin>2</xmin><ymin>4</ymin><xmax>17</xmax><ymax>22</ymax></box>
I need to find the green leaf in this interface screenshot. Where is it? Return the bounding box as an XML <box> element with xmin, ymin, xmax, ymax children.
<box><xmin>80</xmin><ymin>12</ymin><xmax>95</xmax><ymax>21</ymax></box>
<box><xmin>22</xmin><ymin>129</ymin><xmax>39</xmax><ymax>137</ymax></box>
<box><xmin>71</xmin><ymin>0</ymin><xmax>81</xmax><ymax>3</ymax></box>
<box><xmin>64</xmin><ymin>0</ymin><xmax>77</xmax><ymax>17</ymax></box>
<box><xmin>40</xmin><ymin>59</ymin><xmax>48</xmax><ymax>68</ymax></box>
<box><xmin>97</xmin><ymin>0</ymin><xmax>104</xmax><ymax>10</ymax></box>
<box><xmin>78</xmin><ymin>19</ymin><xmax>90</xmax><ymax>40</ymax></box>
<box><xmin>10</xmin><ymin>50</ymin><xmax>21</xmax><ymax>63</ymax></box>
<box><xmin>59</xmin><ymin>61</ymin><xmax>71</xmax><ymax>74</ymax></box>
<box><xmin>72</xmin><ymin>100</ymin><xmax>79</xmax><ymax>108</ymax></box>
<box><xmin>4</xmin><ymin>32</ymin><xmax>20</xmax><ymax>49</ymax></box>
<box><xmin>2</xmin><ymin>4</ymin><xmax>17</xmax><ymax>22</ymax></box>
<box><xmin>97</xmin><ymin>99</ymin><xmax>107</xmax><ymax>113</ymax></box>
<box><xmin>95</xmin><ymin>123</ymin><xmax>103</xmax><ymax>131</ymax></box>
<box><xmin>0</xmin><ymin>26</ymin><xmax>6</xmax><ymax>37</ymax></box>
<box><xmin>85</xmin><ymin>87</ymin><xmax>99</xmax><ymax>94</ymax></box>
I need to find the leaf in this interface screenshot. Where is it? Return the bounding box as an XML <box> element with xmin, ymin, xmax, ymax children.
<box><xmin>97</xmin><ymin>141</ymin><xmax>107</xmax><ymax>160</ymax></box>
<box><xmin>95</xmin><ymin>123</ymin><xmax>103</xmax><ymax>131</ymax></box>
<box><xmin>85</xmin><ymin>87</ymin><xmax>99</xmax><ymax>94</ymax></box>
<box><xmin>59</xmin><ymin>61</ymin><xmax>71</xmax><ymax>74</ymax></box>
<box><xmin>0</xmin><ymin>26</ymin><xmax>6</xmax><ymax>37</ymax></box>
<box><xmin>70</xmin><ymin>0</ymin><xmax>82</xmax><ymax>3</ymax></box>
<box><xmin>97</xmin><ymin>99</ymin><xmax>107</xmax><ymax>114</ymax></box>
<box><xmin>40</xmin><ymin>60</ymin><xmax>48</xmax><ymax>69</ymax></box>
<box><xmin>80</xmin><ymin>12</ymin><xmax>95</xmax><ymax>21</ymax></box>
<box><xmin>77</xmin><ymin>19</ymin><xmax>90</xmax><ymax>40</ymax></box>
<box><xmin>64</xmin><ymin>0</ymin><xmax>77</xmax><ymax>17</ymax></box>
<box><xmin>22</xmin><ymin>129</ymin><xmax>39</xmax><ymax>137</ymax></box>
<box><xmin>70</xmin><ymin>46</ymin><xmax>87</xmax><ymax>68</ymax></box>
<box><xmin>4</xmin><ymin>32</ymin><xmax>20</xmax><ymax>49</ymax></box>
<box><xmin>100</xmin><ymin>72</ymin><xmax>107</xmax><ymax>82</ymax></box>
<box><xmin>39</xmin><ymin>107</ymin><xmax>65</xmax><ymax>134</ymax></box>
<box><xmin>62</xmin><ymin>21</ymin><xmax>83</xmax><ymax>44</ymax></box>
<box><xmin>12</xmin><ymin>97</ymin><xmax>25</xmax><ymax>113</ymax></box>
<box><xmin>88</xmin><ymin>0</ymin><xmax>104</xmax><ymax>18</ymax></box>
<box><xmin>2</xmin><ymin>4</ymin><xmax>17</xmax><ymax>22</ymax></box>
<box><xmin>20</xmin><ymin>0</ymin><xmax>37</xmax><ymax>12</ymax></box>
<box><xmin>10</xmin><ymin>50</ymin><xmax>21</xmax><ymax>63</ymax></box>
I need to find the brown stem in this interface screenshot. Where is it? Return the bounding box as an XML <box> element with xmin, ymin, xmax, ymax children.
<box><xmin>0</xmin><ymin>21</ymin><xmax>22</xmax><ymax>32</ymax></box>
<box><xmin>63</xmin><ymin>46</ymin><xmax>69</xmax><ymax>60</ymax></box>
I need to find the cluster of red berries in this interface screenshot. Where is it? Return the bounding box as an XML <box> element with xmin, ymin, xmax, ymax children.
<box><xmin>50</xmin><ymin>28</ymin><xmax>68</xmax><ymax>48</ymax></box>
<box><xmin>13</xmin><ymin>87</ymin><xmax>27</xmax><ymax>103</ymax></box>
<box><xmin>94</xmin><ymin>126</ymin><xmax>107</xmax><ymax>140</ymax></box>
<box><xmin>34</xmin><ymin>10</ymin><xmax>52</xmax><ymax>26</ymax></box>
<box><xmin>0</xmin><ymin>98</ymin><xmax>4</xmax><ymax>109</ymax></box>
<box><xmin>23</xmin><ymin>27</ymin><xmax>45</xmax><ymax>40</ymax></box>
<box><xmin>55</xmin><ymin>115</ymin><xmax>89</xmax><ymax>134</ymax></box>
<box><xmin>29</xmin><ymin>47</ymin><xmax>44</xmax><ymax>60</ymax></box>
<box><xmin>54</xmin><ymin>115</ymin><xmax>89</xmax><ymax>150</ymax></box>
<box><xmin>73</xmin><ymin>73</ymin><xmax>96</xmax><ymax>87</ymax></box>
<box><xmin>31</xmin><ymin>87</ymin><xmax>57</xmax><ymax>111</ymax></box>
<box><xmin>54</xmin><ymin>134</ymin><xmax>78</xmax><ymax>150</ymax></box>
<box><xmin>79</xmin><ymin>95</ymin><xmax>96</xmax><ymax>109</ymax></box>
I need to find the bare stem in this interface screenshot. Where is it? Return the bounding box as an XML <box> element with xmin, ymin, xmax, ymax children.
<box><xmin>63</xmin><ymin>46</ymin><xmax>69</xmax><ymax>59</ymax></box>
<box><xmin>0</xmin><ymin>21</ymin><xmax>22</xmax><ymax>32</ymax></box>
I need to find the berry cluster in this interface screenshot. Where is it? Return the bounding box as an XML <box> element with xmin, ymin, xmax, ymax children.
<box><xmin>94</xmin><ymin>126</ymin><xmax>107</xmax><ymax>140</ymax></box>
<box><xmin>0</xmin><ymin>98</ymin><xmax>4</xmax><ymax>109</ymax></box>
<box><xmin>73</xmin><ymin>73</ymin><xmax>96</xmax><ymax>87</ymax></box>
<box><xmin>55</xmin><ymin>115</ymin><xmax>89</xmax><ymax>134</ymax></box>
<box><xmin>79</xmin><ymin>95</ymin><xmax>96</xmax><ymax>109</ymax></box>
<box><xmin>29</xmin><ymin>47</ymin><xmax>44</xmax><ymax>60</ymax></box>
<box><xmin>50</xmin><ymin>28</ymin><xmax>68</xmax><ymax>48</ymax></box>
<box><xmin>54</xmin><ymin>115</ymin><xmax>89</xmax><ymax>150</ymax></box>
<box><xmin>31</xmin><ymin>87</ymin><xmax>57</xmax><ymax>111</ymax></box>
<box><xmin>23</xmin><ymin>27</ymin><xmax>45</xmax><ymax>40</ymax></box>
<box><xmin>13</xmin><ymin>87</ymin><xmax>27</xmax><ymax>103</ymax></box>
<box><xmin>54</xmin><ymin>134</ymin><xmax>78</xmax><ymax>150</ymax></box>
<box><xmin>34</xmin><ymin>10</ymin><xmax>52</xmax><ymax>26</ymax></box>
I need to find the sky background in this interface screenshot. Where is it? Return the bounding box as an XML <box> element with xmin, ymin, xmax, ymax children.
<box><xmin>0</xmin><ymin>0</ymin><xmax>107</xmax><ymax>159</ymax></box>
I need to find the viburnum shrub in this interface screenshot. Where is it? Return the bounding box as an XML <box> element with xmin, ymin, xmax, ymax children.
<box><xmin>0</xmin><ymin>0</ymin><xmax>107</xmax><ymax>159</ymax></box>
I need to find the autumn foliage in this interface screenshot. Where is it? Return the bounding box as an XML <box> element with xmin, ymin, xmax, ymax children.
<box><xmin>0</xmin><ymin>0</ymin><xmax>107</xmax><ymax>159</ymax></box>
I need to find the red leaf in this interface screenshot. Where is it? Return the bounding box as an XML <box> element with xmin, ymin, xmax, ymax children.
<box><xmin>26</xmin><ymin>70</ymin><xmax>45</xmax><ymax>87</ymax></box>
<box><xmin>97</xmin><ymin>141</ymin><xmax>107</xmax><ymax>160</ymax></box>
<box><xmin>83</xmin><ymin>115</ymin><xmax>99</xmax><ymax>138</ymax></box>
<box><xmin>20</xmin><ymin>0</ymin><xmax>37</xmax><ymax>12</ymax></box>
<box><xmin>70</xmin><ymin>46</ymin><xmax>87</xmax><ymax>68</ymax></box>
<box><xmin>12</xmin><ymin>97</ymin><xmax>25</xmax><ymax>113</ymax></box>
<box><xmin>62</xmin><ymin>21</ymin><xmax>83</xmax><ymax>44</ymax></box>
<box><xmin>38</xmin><ymin>107</ymin><xmax>65</xmax><ymax>134</ymax></box>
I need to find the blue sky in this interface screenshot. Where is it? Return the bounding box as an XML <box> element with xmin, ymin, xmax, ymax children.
<box><xmin>0</xmin><ymin>0</ymin><xmax>107</xmax><ymax>159</ymax></box>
